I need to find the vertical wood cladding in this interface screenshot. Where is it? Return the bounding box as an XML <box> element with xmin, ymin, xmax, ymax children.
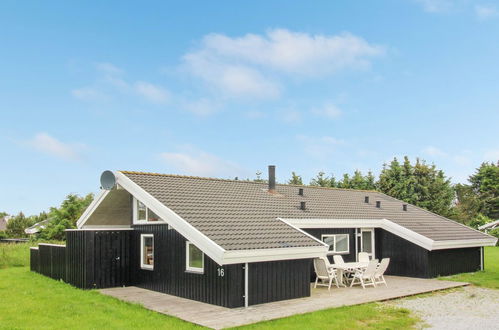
<box><xmin>131</xmin><ymin>224</ymin><xmax>244</xmax><ymax>308</ymax></box>
<box><xmin>65</xmin><ymin>230</ymin><xmax>130</xmax><ymax>289</ymax></box>
<box><xmin>248</xmin><ymin>259</ymin><xmax>312</xmax><ymax>306</ymax></box>
<box><xmin>428</xmin><ymin>247</ymin><xmax>481</xmax><ymax>277</ymax></box>
<box><xmin>37</xmin><ymin>244</ymin><xmax>66</xmax><ymax>281</ymax></box>
<box><xmin>375</xmin><ymin>229</ymin><xmax>482</xmax><ymax>278</ymax></box>
<box><xmin>30</xmin><ymin>248</ymin><xmax>39</xmax><ymax>273</ymax></box>
<box><xmin>304</xmin><ymin>228</ymin><xmax>356</xmax><ymax>262</ymax></box>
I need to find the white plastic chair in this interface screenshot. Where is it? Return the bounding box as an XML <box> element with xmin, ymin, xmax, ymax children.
<box><xmin>313</xmin><ymin>258</ymin><xmax>339</xmax><ymax>290</ymax></box>
<box><xmin>333</xmin><ymin>255</ymin><xmax>345</xmax><ymax>265</ymax></box>
<box><xmin>350</xmin><ymin>259</ymin><xmax>378</xmax><ymax>289</ymax></box>
<box><xmin>373</xmin><ymin>258</ymin><xmax>390</xmax><ymax>286</ymax></box>
<box><xmin>358</xmin><ymin>252</ymin><xmax>370</xmax><ymax>263</ymax></box>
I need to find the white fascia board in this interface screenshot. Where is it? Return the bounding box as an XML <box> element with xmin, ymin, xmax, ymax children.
<box><xmin>286</xmin><ymin>218</ymin><xmax>385</xmax><ymax>229</ymax></box>
<box><xmin>38</xmin><ymin>243</ymin><xmax>66</xmax><ymax>247</ymax></box>
<box><xmin>76</xmin><ymin>189</ymin><xmax>110</xmax><ymax>228</ymax></box>
<box><xmin>276</xmin><ymin>218</ymin><xmax>329</xmax><ymax>247</ymax></box>
<box><xmin>115</xmin><ymin>171</ymin><xmax>226</xmax><ymax>265</ymax></box>
<box><xmin>284</xmin><ymin>218</ymin><xmax>434</xmax><ymax>250</ymax></box>
<box><xmin>221</xmin><ymin>245</ymin><xmax>329</xmax><ymax>265</ymax></box>
<box><xmin>432</xmin><ymin>238</ymin><xmax>498</xmax><ymax>250</ymax></box>
<box><xmin>66</xmin><ymin>227</ymin><xmax>133</xmax><ymax>231</ymax></box>
<box><xmin>284</xmin><ymin>218</ymin><xmax>496</xmax><ymax>251</ymax></box>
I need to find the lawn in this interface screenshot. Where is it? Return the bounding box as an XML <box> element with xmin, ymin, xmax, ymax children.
<box><xmin>0</xmin><ymin>242</ymin><xmax>420</xmax><ymax>329</ymax></box>
<box><xmin>440</xmin><ymin>246</ymin><xmax>499</xmax><ymax>289</ymax></box>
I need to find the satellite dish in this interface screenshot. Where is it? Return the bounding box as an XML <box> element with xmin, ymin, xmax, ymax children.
<box><xmin>100</xmin><ymin>170</ymin><xmax>116</xmax><ymax>190</ymax></box>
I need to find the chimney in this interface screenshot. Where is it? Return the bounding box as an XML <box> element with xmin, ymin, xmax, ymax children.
<box><xmin>300</xmin><ymin>201</ymin><xmax>306</xmax><ymax>210</ymax></box>
<box><xmin>376</xmin><ymin>201</ymin><xmax>381</xmax><ymax>208</ymax></box>
<box><xmin>403</xmin><ymin>204</ymin><xmax>408</xmax><ymax>211</ymax></box>
<box><xmin>268</xmin><ymin>165</ymin><xmax>276</xmax><ymax>193</ymax></box>
<box><xmin>298</xmin><ymin>188</ymin><xmax>304</xmax><ymax>196</ymax></box>
<box><xmin>364</xmin><ymin>196</ymin><xmax>369</xmax><ymax>203</ymax></box>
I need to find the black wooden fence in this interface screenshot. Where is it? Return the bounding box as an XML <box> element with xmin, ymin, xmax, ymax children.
<box><xmin>31</xmin><ymin>229</ymin><xmax>131</xmax><ymax>289</ymax></box>
<box><xmin>30</xmin><ymin>244</ymin><xmax>66</xmax><ymax>281</ymax></box>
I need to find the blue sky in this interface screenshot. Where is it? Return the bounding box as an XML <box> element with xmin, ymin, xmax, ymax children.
<box><xmin>1</xmin><ymin>0</ymin><xmax>499</xmax><ymax>215</ymax></box>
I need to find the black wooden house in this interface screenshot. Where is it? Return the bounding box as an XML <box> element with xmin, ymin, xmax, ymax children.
<box><xmin>30</xmin><ymin>166</ymin><xmax>497</xmax><ymax>308</ymax></box>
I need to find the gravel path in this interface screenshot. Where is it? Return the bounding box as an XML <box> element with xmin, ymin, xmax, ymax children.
<box><xmin>388</xmin><ymin>286</ymin><xmax>499</xmax><ymax>329</ymax></box>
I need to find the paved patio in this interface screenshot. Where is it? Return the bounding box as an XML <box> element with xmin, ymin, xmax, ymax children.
<box><xmin>100</xmin><ymin>276</ymin><xmax>467</xmax><ymax>329</ymax></box>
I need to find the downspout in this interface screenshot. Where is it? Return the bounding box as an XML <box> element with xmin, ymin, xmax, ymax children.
<box><xmin>244</xmin><ymin>263</ymin><xmax>249</xmax><ymax>307</ymax></box>
<box><xmin>480</xmin><ymin>247</ymin><xmax>484</xmax><ymax>271</ymax></box>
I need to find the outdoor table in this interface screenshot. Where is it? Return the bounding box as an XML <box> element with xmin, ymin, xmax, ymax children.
<box><xmin>330</xmin><ymin>262</ymin><xmax>369</xmax><ymax>286</ymax></box>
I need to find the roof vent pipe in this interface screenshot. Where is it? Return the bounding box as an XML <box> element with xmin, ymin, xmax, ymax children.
<box><xmin>403</xmin><ymin>204</ymin><xmax>408</xmax><ymax>211</ymax></box>
<box><xmin>300</xmin><ymin>201</ymin><xmax>306</xmax><ymax>210</ymax></box>
<box><xmin>298</xmin><ymin>188</ymin><xmax>304</xmax><ymax>196</ymax></box>
<box><xmin>376</xmin><ymin>201</ymin><xmax>381</xmax><ymax>208</ymax></box>
<box><xmin>268</xmin><ymin>165</ymin><xmax>276</xmax><ymax>193</ymax></box>
<box><xmin>364</xmin><ymin>196</ymin><xmax>369</xmax><ymax>203</ymax></box>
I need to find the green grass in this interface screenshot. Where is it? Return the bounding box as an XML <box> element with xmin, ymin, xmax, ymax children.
<box><xmin>440</xmin><ymin>246</ymin><xmax>499</xmax><ymax>289</ymax></box>
<box><xmin>0</xmin><ymin>242</ymin><xmax>420</xmax><ymax>329</ymax></box>
<box><xmin>0</xmin><ymin>241</ymin><xmax>64</xmax><ymax>269</ymax></box>
<box><xmin>234</xmin><ymin>304</ymin><xmax>418</xmax><ymax>330</ymax></box>
<box><xmin>0</xmin><ymin>267</ymin><xmax>202</xmax><ymax>329</ymax></box>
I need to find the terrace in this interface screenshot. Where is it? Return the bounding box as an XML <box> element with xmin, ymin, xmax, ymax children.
<box><xmin>100</xmin><ymin>276</ymin><xmax>466</xmax><ymax>329</ymax></box>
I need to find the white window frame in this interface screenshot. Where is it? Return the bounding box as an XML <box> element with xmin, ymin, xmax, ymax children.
<box><xmin>185</xmin><ymin>241</ymin><xmax>204</xmax><ymax>274</ymax></box>
<box><xmin>133</xmin><ymin>197</ymin><xmax>165</xmax><ymax>224</ymax></box>
<box><xmin>321</xmin><ymin>234</ymin><xmax>350</xmax><ymax>254</ymax></box>
<box><xmin>140</xmin><ymin>234</ymin><xmax>154</xmax><ymax>270</ymax></box>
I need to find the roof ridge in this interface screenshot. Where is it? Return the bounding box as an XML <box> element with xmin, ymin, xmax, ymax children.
<box><xmin>118</xmin><ymin>170</ymin><xmax>378</xmax><ymax>193</ymax></box>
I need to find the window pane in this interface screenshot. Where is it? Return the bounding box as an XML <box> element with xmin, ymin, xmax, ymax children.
<box><xmin>148</xmin><ymin>208</ymin><xmax>160</xmax><ymax>222</ymax></box>
<box><xmin>188</xmin><ymin>244</ymin><xmax>203</xmax><ymax>268</ymax></box>
<box><xmin>137</xmin><ymin>200</ymin><xmax>146</xmax><ymax>221</ymax></box>
<box><xmin>362</xmin><ymin>231</ymin><xmax>372</xmax><ymax>253</ymax></box>
<box><xmin>336</xmin><ymin>235</ymin><xmax>349</xmax><ymax>252</ymax></box>
<box><xmin>143</xmin><ymin>237</ymin><xmax>153</xmax><ymax>266</ymax></box>
<box><xmin>322</xmin><ymin>236</ymin><xmax>335</xmax><ymax>251</ymax></box>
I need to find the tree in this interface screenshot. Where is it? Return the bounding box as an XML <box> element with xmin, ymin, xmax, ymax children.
<box><xmin>468</xmin><ymin>162</ymin><xmax>499</xmax><ymax>219</ymax></box>
<box><xmin>6</xmin><ymin>212</ymin><xmax>36</xmax><ymax>238</ymax></box>
<box><xmin>310</xmin><ymin>171</ymin><xmax>331</xmax><ymax>187</ymax></box>
<box><xmin>288</xmin><ymin>172</ymin><xmax>303</xmax><ymax>185</ymax></box>
<box><xmin>39</xmin><ymin>193</ymin><xmax>94</xmax><ymax>241</ymax></box>
<box><xmin>378</xmin><ymin>157</ymin><xmax>454</xmax><ymax>217</ymax></box>
<box><xmin>468</xmin><ymin>214</ymin><xmax>493</xmax><ymax>229</ymax></box>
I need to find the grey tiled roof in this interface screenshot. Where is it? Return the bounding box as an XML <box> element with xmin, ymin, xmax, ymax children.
<box><xmin>122</xmin><ymin>171</ymin><xmax>490</xmax><ymax>251</ymax></box>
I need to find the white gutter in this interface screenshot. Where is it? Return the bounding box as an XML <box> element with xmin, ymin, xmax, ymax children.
<box><xmin>244</xmin><ymin>263</ymin><xmax>249</xmax><ymax>308</ymax></box>
<box><xmin>284</xmin><ymin>218</ymin><xmax>498</xmax><ymax>251</ymax></box>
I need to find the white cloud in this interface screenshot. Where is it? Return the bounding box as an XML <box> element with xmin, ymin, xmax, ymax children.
<box><xmin>134</xmin><ymin>81</ymin><xmax>170</xmax><ymax>104</ymax></box>
<box><xmin>27</xmin><ymin>133</ymin><xmax>82</xmax><ymax>161</ymax></box>
<box><xmin>182</xmin><ymin>98</ymin><xmax>219</xmax><ymax>116</ymax></box>
<box><xmin>72</xmin><ymin>63</ymin><xmax>171</xmax><ymax>105</ymax></box>
<box><xmin>245</xmin><ymin>110</ymin><xmax>266</xmax><ymax>119</ymax></box>
<box><xmin>96</xmin><ymin>62</ymin><xmax>123</xmax><ymax>75</ymax></box>
<box><xmin>183</xmin><ymin>29</ymin><xmax>383</xmax><ymax>98</ymax></box>
<box><xmin>311</xmin><ymin>103</ymin><xmax>342</xmax><ymax>119</ymax></box>
<box><xmin>414</xmin><ymin>0</ymin><xmax>454</xmax><ymax>13</ymax></box>
<box><xmin>422</xmin><ymin>145</ymin><xmax>447</xmax><ymax>157</ymax></box>
<box><xmin>159</xmin><ymin>147</ymin><xmax>243</xmax><ymax>177</ymax></box>
<box><xmin>280</xmin><ymin>109</ymin><xmax>302</xmax><ymax>123</ymax></box>
<box><xmin>296</xmin><ymin>134</ymin><xmax>345</xmax><ymax>157</ymax></box>
<box><xmin>71</xmin><ymin>87</ymin><xmax>107</xmax><ymax>102</ymax></box>
<box><xmin>475</xmin><ymin>5</ymin><xmax>499</xmax><ymax>20</ymax></box>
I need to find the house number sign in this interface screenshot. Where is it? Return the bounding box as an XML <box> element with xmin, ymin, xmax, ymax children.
<box><xmin>217</xmin><ymin>268</ymin><xmax>225</xmax><ymax>277</ymax></box>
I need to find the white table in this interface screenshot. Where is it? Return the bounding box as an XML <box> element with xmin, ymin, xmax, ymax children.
<box><xmin>330</xmin><ymin>262</ymin><xmax>369</xmax><ymax>286</ymax></box>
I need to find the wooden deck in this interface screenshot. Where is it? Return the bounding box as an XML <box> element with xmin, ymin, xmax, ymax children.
<box><xmin>100</xmin><ymin>276</ymin><xmax>467</xmax><ymax>329</ymax></box>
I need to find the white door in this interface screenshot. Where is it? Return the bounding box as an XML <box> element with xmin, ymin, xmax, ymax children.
<box><xmin>360</xmin><ymin>228</ymin><xmax>375</xmax><ymax>259</ymax></box>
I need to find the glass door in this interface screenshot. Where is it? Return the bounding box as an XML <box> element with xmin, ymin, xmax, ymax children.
<box><xmin>360</xmin><ymin>228</ymin><xmax>375</xmax><ymax>259</ymax></box>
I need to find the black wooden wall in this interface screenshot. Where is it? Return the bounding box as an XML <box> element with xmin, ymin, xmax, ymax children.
<box><xmin>30</xmin><ymin>247</ymin><xmax>39</xmax><ymax>273</ymax></box>
<box><xmin>65</xmin><ymin>230</ymin><xmax>131</xmax><ymax>289</ymax></box>
<box><xmin>248</xmin><ymin>259</ymin><xmax>311</xmax><ymax>305</ymax></box>
<box><xmin>375</xmin><ymin>229</ymin><xmax>481</xmax><ymax>278</ymax></box>
<box><xmin>304</xmin><ymin>228</ymin><xmax>356</xmax><ymax>262</ymax></box>
<box><xmin>131</xmin><ymin>224</ymin><xmax>245</xmax><ymax>308</ymax></box>
<box><xmin>37</xmin><ymin>244</ymin><xmax>66</xmax><ymax>281</ymax></box>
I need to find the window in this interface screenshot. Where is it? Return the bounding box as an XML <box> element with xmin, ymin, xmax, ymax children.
<box><xmin>134</xmin><ymin>197</ymin><xmax>162</xmax><ymax>223</ymax></box>
<box><xmin>186</xmin><ymin>242</ymin><xmax>204</xmax><ymax>273</ymax></box>
<box><xmin>141</xmin><ymin>234</ymin><xmax>154</xmax><ymax>270</ymax></box>
<box><xmin>321</xmin><ymin>234</ymin><xmax>349</xmax><ymax>254</ymax></box>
